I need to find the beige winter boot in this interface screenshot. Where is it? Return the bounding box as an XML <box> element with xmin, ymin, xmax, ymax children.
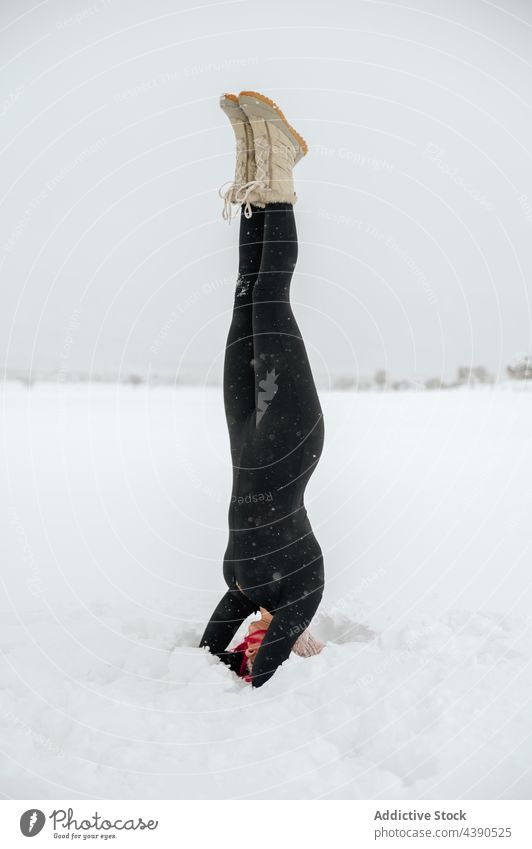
<box><xmin>237</xmin><ymin>91</ymin><xmax>308</xmax><ymax>208</ymax></box>
<box><xmin>218</xmin><ymin>93</ymin><xmax>264</xmax><ymax>221</ymax></box>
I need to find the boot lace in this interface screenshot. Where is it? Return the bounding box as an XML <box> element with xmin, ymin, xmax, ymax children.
<box><xmin>235</xmin><ymin>135</ymin><xmax>270</xmax><ymax>219</ymax></box>
<box><xmin>218</xmin><ymin>137</ymin><xmax>247</xmax><ymax>222</ymax></box>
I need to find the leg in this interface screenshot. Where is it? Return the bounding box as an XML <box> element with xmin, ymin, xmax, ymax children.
<box><xmin>199</xmin><ymin>588</ymin><xmax>258</xmax><ymax>655</ymax></box>
<box><xmin>250</xmin><ymin>586</ymin><xmax>323</xmax><ymax>688</ymax></box>
<box><xmin>221</xmin><ymin>206</ymin><xmax>266</xmax><ymax>593</ymax></box>
<box><xmin>224</xmin><ymin>205</ymin><xmax>265</xmax><ymax>455</ymax></box>
<box><xmin>244</xmin><ymin>203</ymin><xmax>325</xmax><ymax>682</ymax></box>
<box><xmin>252</xmin><ymin>203</ymin><xmax>322</xmax><ymax>428</ymax></box>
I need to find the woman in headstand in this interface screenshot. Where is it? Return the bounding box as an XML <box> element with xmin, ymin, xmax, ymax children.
<box><xmin>199</xmin><ymin>91</ymin><xmax>325</xmax><ymax>687</ymax></box>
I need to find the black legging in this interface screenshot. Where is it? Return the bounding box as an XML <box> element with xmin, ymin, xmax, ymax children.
<box><xmin>199</xmin><ymin>203</ymin><xmax>325</xmax><ymax>687</ymax></box>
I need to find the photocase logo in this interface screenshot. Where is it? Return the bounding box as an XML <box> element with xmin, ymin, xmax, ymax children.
<box><xmin>20</xmin><ymin>809</ymin><xmax>46</xmax><ymax>837</ymax></box>
<box><xmin>256</xmin><ymin>368</ymin><xmax>279</xmax><ymax>425</ymax></box>
<box><xmin>19</xmin><ymin>807</ymin><xmax>159</xmax><ymax>837</ymax></box>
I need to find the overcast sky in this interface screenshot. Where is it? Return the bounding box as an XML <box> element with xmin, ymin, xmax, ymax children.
<box><xmin>1</xmin><ymin>0</ymin><xmax>532</xmax><ymax>385</ymax></box>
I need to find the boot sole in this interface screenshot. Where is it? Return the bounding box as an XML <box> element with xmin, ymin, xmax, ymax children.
<box><xmin>238</xmin><ymin>90</ymin><xmax>308</xmax><ymax>163</ymax></box>
<box><xmin>220</xmin><ymin>92</ymin><xmax>246</xmax><ymax>121</ymax></box>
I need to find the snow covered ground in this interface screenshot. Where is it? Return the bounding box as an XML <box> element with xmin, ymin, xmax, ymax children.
<box><xmin>1</xmin><ymin>383</ymin><xmax>531</xmax><ymax>799</ymax></box>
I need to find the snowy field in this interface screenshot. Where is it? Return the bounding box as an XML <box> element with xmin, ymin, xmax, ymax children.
<box><xmin>1</xmin><ymin>382</ymin><xmax>531</xmax><ymax>799</ymax></box>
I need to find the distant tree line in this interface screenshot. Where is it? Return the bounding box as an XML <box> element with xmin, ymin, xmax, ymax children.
<box><xmin>332</xmin><ymin>353</ymin><xmax>532</xmax><ymax>390</ymax></box>
<box><xmin>507</xmin><ymin>352</ymin><xmax>532</xmax><ymax>381</ymax></box>
<box><xmin>332</xmin><ymin>365</ymin><xmax>494</xmax><ymax>391</ymax></box>
<box><xmin>6</xmin><ymin>353</ymin><xmax>532</xmax><ymax>389</ymax></box>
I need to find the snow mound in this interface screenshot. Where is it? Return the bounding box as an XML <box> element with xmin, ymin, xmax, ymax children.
<box><xmin>0</xmin><ymin>601</ymin><xmax>530</xmax><ymax>799</ymax></box>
